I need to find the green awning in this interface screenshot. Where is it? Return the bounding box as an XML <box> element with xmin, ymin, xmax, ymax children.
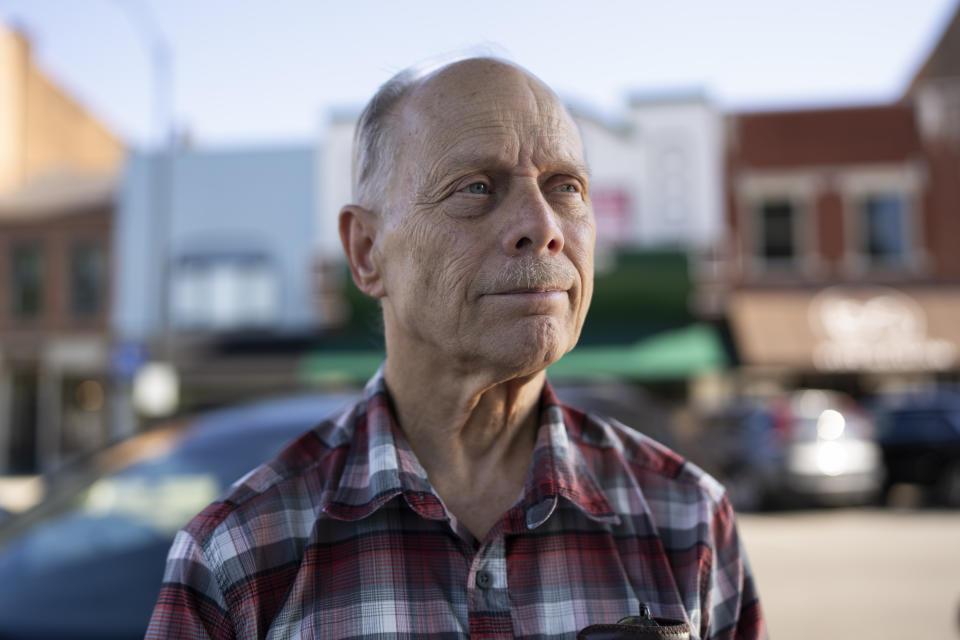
<box><xmin>548</xmin><ymin>323</ymin><xmax>727</xmax><ymax>381</ymax></box>
<box><xmin>300</xmin><ymin>324</ymin><xmax>726</xmax><ymax>386</ymax></box>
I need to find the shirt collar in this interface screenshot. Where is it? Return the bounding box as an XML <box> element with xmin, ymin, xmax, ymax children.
<box><xmin>322</xmin><ymin>366</ymin><xmax>619</xmax><ymax>529</ymax></box>
<box><xmin>517</xmin><ymin>382</ymin><xmax>620</xmax><ymax>530</ymax></box>
<box><xmin>322</xmin><ymin>367</ymin><xmax>446</xmax><ymax>522</ymax></box>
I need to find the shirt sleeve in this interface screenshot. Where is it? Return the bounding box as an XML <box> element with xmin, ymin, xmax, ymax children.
<box><xmin>703</xmin><ymin>495</ymin><xmax>767</xmax><ymax>640</ymax></box>
<box><xmin>145</xmin><ymin>529</ymin><xmax>236</xmax><ymax>640</ymax></box>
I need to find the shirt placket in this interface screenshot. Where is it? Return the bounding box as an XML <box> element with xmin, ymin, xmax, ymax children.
<box><xmin>467</xmin><ymin>533</ymin><xmax>514</xmax><ymax>639</ymax></box>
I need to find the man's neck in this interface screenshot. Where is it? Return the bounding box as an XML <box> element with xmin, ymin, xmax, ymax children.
<box><xmin>383</xmin><ymin>354</ymin><xmax>545</xmax><ymax>542</ymax></box>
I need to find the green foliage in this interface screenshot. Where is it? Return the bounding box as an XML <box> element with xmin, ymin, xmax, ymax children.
<box><xmin>582</xmin><ymin>250</ymin><xmax>692</xmax><ymax>343</ymax></box>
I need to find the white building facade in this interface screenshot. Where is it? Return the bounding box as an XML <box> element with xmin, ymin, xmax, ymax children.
<box><xmin>573</xmin><ymin>92</ymin><xmax>725</xmax><ymax>256</ymax></box>
<box><xmin>116</xmin><ymin>146</ymin><xmax>319</xmax><ymax>342</ymax></box>
<box><xmin>113</xmin><ymin>145</ymin><xmax>321</xmax><ymax>423</ymax></box>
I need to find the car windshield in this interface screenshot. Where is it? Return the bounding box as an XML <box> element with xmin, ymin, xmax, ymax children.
<box><xmin>0</xmin><ymin>392</ymin><xmax>356</xmax><ymax>640</ymax></box>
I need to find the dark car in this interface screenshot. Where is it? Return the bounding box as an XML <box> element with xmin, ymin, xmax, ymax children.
<box><xmin>553</xmin><ymin>380</ymin><xmax>676</xmax><ymax>449</ymax></box>
<box><xmin>0</xmin><ymin>392</ymin><xmax>356</xmax><ymax>640</ymax></box>
<box><xmin>691</xmin><ymin>400</ymin><xmax>782</xmax><ymax>511</ymax></box>
<box><xmin>874</xmin><ymin>390</ymin><xmax>960</xmax><ymax>507</ymax></box>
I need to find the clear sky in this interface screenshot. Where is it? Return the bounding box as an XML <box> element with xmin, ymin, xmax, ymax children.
<box><xmin>1</xmin><ymin>0</ymin><xmax>957</xmax><ymax>149</ymax></box>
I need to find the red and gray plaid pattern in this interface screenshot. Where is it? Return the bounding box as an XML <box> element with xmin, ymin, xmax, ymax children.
<box><xmin>147</xmin><ymin>370</ymin><xmax>765</xmax><ymax>639</ymax></box>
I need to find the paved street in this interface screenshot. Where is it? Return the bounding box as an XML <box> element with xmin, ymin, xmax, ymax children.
<box><xmin>738</xmin><ymin>509</ymin><xmax>960</xmax><ymax>640</ymax></box>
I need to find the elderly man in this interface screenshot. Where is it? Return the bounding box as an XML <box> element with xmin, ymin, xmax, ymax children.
<box><xmin>147</xmin><ymin>58</ymin><xmax>764</xmax><ymax>639</ymax></box>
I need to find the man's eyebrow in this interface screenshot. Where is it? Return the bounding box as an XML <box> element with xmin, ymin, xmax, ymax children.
<box><xmin>551</xmin><ymin>160</ymin><xmax>592</xmax><ymax>181</ymax></box>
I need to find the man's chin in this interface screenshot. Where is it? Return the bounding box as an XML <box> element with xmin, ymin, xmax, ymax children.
<box><xmin>481</xmin><ymin>320</ymin><xmax>576</xmax><ymax>378</ymax></box>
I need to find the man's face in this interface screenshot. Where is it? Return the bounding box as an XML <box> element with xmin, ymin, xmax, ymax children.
<box><xmin>375</xmin><ymin>61</ymin><xmax>595</xmax><ymax>378</ymax></box>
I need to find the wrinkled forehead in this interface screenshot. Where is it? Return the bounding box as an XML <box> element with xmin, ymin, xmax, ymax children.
<box><xmin>397</xmin><ymin>61</ymin><xmax>585</xmax><ymax>165</ymax></box>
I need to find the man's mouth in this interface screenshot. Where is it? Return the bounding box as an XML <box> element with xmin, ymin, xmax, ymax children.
<box><xmin>497</xmin><ymin>286</ymin><xmax>567</xmax><ymax>295</ymax></box>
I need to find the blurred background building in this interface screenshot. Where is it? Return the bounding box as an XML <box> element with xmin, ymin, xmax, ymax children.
<box><xmin>116</xmin><ymin>145</ymin><xmax>320</xmax><ymax>413</ymax></box>
<box><xmin>0</xmin><ymin>3</ymin><xmax>959</xmax><ymax>481</ymax></box>
<box><xmin>719</xmin><ymin>7</ymin><xmax>960</xmax><ymax>400</ymax></box>
<box><xmin>0</xmin><ymin>22</ymin><xmax>123</xmax><ymax>475</ymax></box>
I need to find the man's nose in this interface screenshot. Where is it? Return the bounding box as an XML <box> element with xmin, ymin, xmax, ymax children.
<box><xmin>502</xmin><ymin>185</ymin><xmax>564</xmax><ymax>256</ymax></box>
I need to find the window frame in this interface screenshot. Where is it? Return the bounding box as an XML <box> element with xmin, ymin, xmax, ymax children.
<box><xmin>737</xmin><ymin>171</ymin><xmax>822</xmax><ymax>279</ymax></box>
<box><xmin>838</xmin><ymin>164</ymin><xmax>925</xmax><ymax>277</ymax></box>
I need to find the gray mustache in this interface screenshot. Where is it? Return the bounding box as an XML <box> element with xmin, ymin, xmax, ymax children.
<box><xmin>489</xmin><ymin>256</ymin><xmax>575</xmax><ymax>293</ymax></box>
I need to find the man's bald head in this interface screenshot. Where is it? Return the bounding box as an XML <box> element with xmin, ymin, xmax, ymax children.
<box><xmin>341</xmin><ymin>55</ymin><xmax>594</xmax><ymax>379</ymax></box>
<box><xmin>351</xmin><ymin>57</ymin><xmax>574</xmax><ymax>211</ymax></box>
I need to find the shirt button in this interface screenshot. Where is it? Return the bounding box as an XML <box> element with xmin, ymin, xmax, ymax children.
<box><xmin>476</xmin><ymin>569</ymin><xmax>493</xmax><ymax>589</ymax></box>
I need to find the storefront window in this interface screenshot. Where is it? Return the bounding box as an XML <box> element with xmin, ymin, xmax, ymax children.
<box><xmin>8</xmin><ymin>371</ymin><xmax>39</xmax><ymax>474</ymax></box>
<box><xmin>170</xmin><ymin>253</ymin><xmax>279</xmax><ymax>331</ymax></box>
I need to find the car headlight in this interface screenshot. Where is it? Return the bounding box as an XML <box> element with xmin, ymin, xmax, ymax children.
<box><xmin>816</xmin><ymin>409</ymin><xmax>846</xmax><ymax>440</ymax></box>
<box><xmin>815</xmin><ymin>441</ymin><xmax>848</xmax><ymax>476</ymax></box>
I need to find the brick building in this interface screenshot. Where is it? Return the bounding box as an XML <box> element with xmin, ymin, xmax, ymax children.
<box><xmin>719</xmin><ymin>6</ymin><xmax>960</xmax><ymax>396</ymax></box>
<box><xmin>0</xmin><ymin>23</ymin><xmax>123</xmax><ymax>475</ymax></box>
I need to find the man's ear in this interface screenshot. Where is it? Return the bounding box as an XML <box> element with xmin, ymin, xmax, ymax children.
<box><xmin>339</xmin><ymin>205</ymin><xmax>386</xmax><ymax>299</ymax></box>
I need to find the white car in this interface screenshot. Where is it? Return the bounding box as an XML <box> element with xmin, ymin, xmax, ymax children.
<box><xmin>778</xmin><ymin>389</ymin><xmax>885</xmax><ymax>504</ymax></box>
<box><xmin>697</xmin><ymin>389</ymin><xmax>885</xmax><ymax>510</ymax></box>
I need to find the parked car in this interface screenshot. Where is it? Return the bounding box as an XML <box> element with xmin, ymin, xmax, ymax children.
<box><xmin>0</xmin><ymin>392</ymin><xmax>357</xmax><ymax>640</ymax></box>
<box><xmin>873</xmin><ymin>390</ymin><xmax>960</xmax><ymax>507</ymax></box>
<box><xmin>697</xmin><ymin>390</ymin><xmax>885</xmax><ymax>510</ymax></box>
<box><xmin>553</xmin><ymin>380</ymin><xmax>677</xmax><ymax>449</ymax></box>
<box><xmin>692</xmin><ymin>400</ymin><xmax>782</xmax><ymax>511</ymax></box>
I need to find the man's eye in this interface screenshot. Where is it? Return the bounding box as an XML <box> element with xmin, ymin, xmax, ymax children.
<box><xmin>554</xmin><ymin>183</ymin><xmax>579</xmax><ymax>193</ymax></box>
<box><xmin>464</xmin><ymin>182</ymin><xmax>490</xmax><ymax>195</ymax></box>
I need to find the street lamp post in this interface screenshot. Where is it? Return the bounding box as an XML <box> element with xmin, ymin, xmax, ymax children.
<box><xmin>109</xmin><ymin>0</ymin><xmax>178</xmax><ymax>431</ymax></box>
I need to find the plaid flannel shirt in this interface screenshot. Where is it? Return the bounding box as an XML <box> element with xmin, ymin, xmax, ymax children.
<box><xmin>147</xmin><ymin>370</ymin><xmax>764</xmax><ymax>639</ymax></box>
